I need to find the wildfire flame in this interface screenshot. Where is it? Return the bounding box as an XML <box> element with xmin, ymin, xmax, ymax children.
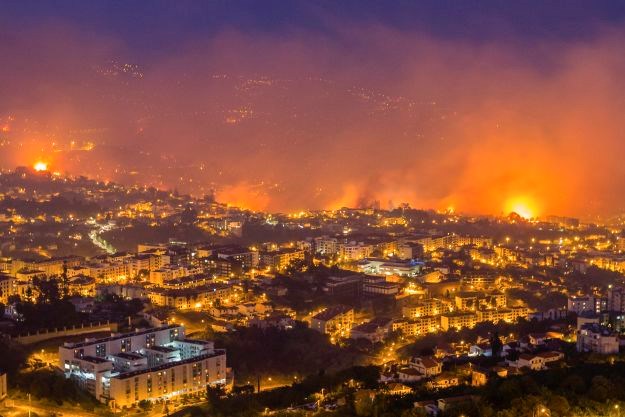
<box><xmin>33</xmin><ymin>162</ymin><xmax>48</xmax><ymax>172</ymax></box>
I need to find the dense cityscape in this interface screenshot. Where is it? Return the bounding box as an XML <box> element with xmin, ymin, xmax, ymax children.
<box><xmin>0</xmin><ymin>165</ymin><xmax>621</xmax><ymax>416</ymax></box>
<box><xmin>5</xmin><ymin>2</ymin><xmax>625</xmax><ymax>417</ymax></box>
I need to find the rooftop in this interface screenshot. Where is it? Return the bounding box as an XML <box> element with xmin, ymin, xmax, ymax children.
<box><xmin>112</xmin><ymin>349</ymin><xmax>225</xmax><ymax>380</ymax></box>
<box><xmin>63</xmin><ymin>325</ymin><xmax>181</xmax><ymax>349</ymax></box>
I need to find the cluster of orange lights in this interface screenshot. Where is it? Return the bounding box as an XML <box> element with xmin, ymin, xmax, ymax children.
<box><xmin>28</xmin><ymin>156</ymin><xmax>539</xmax><ymax>220</ymax></box>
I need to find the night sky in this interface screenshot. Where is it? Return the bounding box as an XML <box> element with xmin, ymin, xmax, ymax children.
<box><xmin>2</xmin><ymin>1</ymin><xmax>625</xmax><ymax>217</ymax></box>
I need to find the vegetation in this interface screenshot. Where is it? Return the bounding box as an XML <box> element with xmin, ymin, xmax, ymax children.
<box><xmin>10</xmin><ymin>277</ymin><xmax>87</xmax><ymax>331</ymax></box>
<box><xmin>208</xmin><ymin>323</ymin><xmax>364</xmax><ymax>381</ymax></box>
<box><xmin>399</xmin><ymin>317</ymin><xmax>574</xmax><ymax>358</ymax></box>
<box><xmin>171</xmin><ymin>366</ymin><xmax>380</xmax><ymax>417</ymax></box>
<box><xmin>13</xmin><ymin>369</ymin><xmax>101</xmax><ymax>408</ymax></box>
<box><xmin>168</xmin><ymin>361</ymin><xmax>625</xmax><ymax>417</ymax></box>
<box><xmin>0</xmin><ymin>340</ymin><xmax>28</xmax><ymax>376</ymax></box>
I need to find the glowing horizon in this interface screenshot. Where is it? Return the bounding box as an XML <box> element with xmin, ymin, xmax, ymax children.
<box><xmin>2</xmin><ymin>6</ymin><xmax>625</xmax><ymax>218</ymax></box>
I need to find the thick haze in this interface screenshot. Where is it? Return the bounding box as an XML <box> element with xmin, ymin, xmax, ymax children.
<box><xmin>2</xmin><ymin>1</ymin><xmax>625</xmax><ymax>217</ymax></box>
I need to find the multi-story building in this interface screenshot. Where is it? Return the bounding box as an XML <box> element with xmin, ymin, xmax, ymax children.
<box><xmin>576</xmin><ymin>324</ymin><xmax>619</xmax><ymax>354</ymax></box>
<box><xmin>338</xmin><ymin>242</ymin><xmax>374</xmax><ymax>261</ymax></box>
<box><xmin>87</xmin><ymin>262</ymin><xmax>130</xmax><ymax>283</ymax></box>
<box><xmin>10</xmin><ymin>256</ymin><xmax>83</xmax><ymax>277</ymax></box>
<box><xmin>357</xmin><ymin>258</ymin><xmax>423</xmax><ymax>277</ymax></box>
<box><xmin>314</xmin><ymin>237</ymin><xmax>339</xmax><ymax>256</ymax></box>
<box><xmin>460</xmin><ymin>273</ymin><xmax>500</xmax><ymax>290</ymax></box>
<box><xmin>402</xmin><ymin>298</ymin><xmax>445</xmax><ymax>319</ymax></box>
<box><xmin>260</xmin><ymin>249</ymin><xmax>305</xmax><ymax>271</ymax></box>
<box><xmin>411</xmin><ymin>235</ymin><xmax>492</xmax><ymax>253</ymax></box>
<box><xmin>198</xmin><ymin>245</ymin><xmax>259</xmax><ymax>270</ymax></box>
<box><xmin>0</xmin><ymin>274</ymin><xmax>12</xmax><ymax>303</ymax></box>
<box><xmin>452</xmin><ymin>291</ymin><xmax>507</xmax><ymax>312</ymax></box>
<box><xmin>147</xmin><ymin>284</ymin><xmax>233</xmax><ymax>310</ymax></box>
<box><xmin>127</xmin><ymin>253</ymin><xmax>170</xmax><ymax>277</ymax></box>
<box><xmin>160</xmin><ymin>274</ymin><xmax>212</xmax><ymax>290</ymax></box>
<box><xmin>454</xmin><ymin>292</ymin><xmax>479</xmax><ymax>311</ymax></box>
<box><xmin>68</xmin><ymin>275</ymin><xmax>97</xmax><ymax>297</ymax></box>
<box><xmin>468</xmin><ymin>248</ymin><xmax>497</xmax><ymax>265</ymax></box>
<box><xmin>349</xmin><ymin>318</ymin><xmax>392</xmax><ymax>343</ymax></box>
<box><xmin>149</xmin><ymin>265</ymin><xmax>196</xmax><ymax>285</ymax></box>
<box><xmin>567</xmin><ymin>295</ymin><xmax>606</xmax><ymax>315</ymax></box>
<box><xmin>396</xmin><ymin>243</ymin><xmax>422</xmax><ymax>260</ymax></box>
<box><xmin>310</xmin><ymin>305</ymin><xmax>354</xmax><ymax>339</ymax></box>
<box><xmin>440</xmin><ymin>312</ymin><xmax>477</xmax><ymax>331</ymax></box>
<box><xmin>394</xmin><ymin>316</ymin><xmax>440</xmax><ymax>336</ymax></box>
<box><xmin>324</xmin><ymin>275</ymin><xmax>363</xmax><ymax>297</ymax></box>
<box><xmin>608</xmin><ymin>286</ymin><xmax>625</xmax><ymax>312</ymax></box>
<box><xmin>476</xmin><ymin>306</ymin><xmax>528</xmax><ymax>323</ymax></box>
<box><xmin>59</xmin><ymin>325</ymin><xmax>227</xmax><ymax>408</ymax></box>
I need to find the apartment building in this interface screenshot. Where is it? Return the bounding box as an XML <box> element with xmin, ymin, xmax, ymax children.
<box><xmin>440</xmin><ymin>312</ymin><xmax>477</xmax><ymax>331</ymax></box>
<box><xmin>310</xmin><ymin>305</ymin><xmax>354</xmax><ymax>338</ymax></box>
<box><xmin>59</xmin><ymin>325</ymin><xmax>227</xmax><ymax>408</ymax></box>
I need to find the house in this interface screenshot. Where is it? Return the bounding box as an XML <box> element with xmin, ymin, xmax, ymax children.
<box><xmin>414</xmin><ymin>400</ymin><xmax>438</xmax><ymax>416</ymax></box>
<box><xmin>434</xmin><ymin>343</ymin><xmax>454</xmax><ymax>358</ymax></box>
<box><xmin>397</xmin><ymin>367</ymin><xmax>424</xmax><ymax>382</ymax></box>
<box><xmin>386</xmin><ymin>382</ymin><xmax>412</xmax><ymax>396</ymax></box>
<box><xmin>535</xmin><ymin>351</ymin><xmax>565</xmax><ymax>365</ymax></box>
<box><xmin>514</xmin><ymin>354</ymin><xmax>545</xmax><ymax>371</ymax></box>
<box><xmin>528</xmin><ymin>333</ymin><xmax>548</xmax><ymax>346</ymax></box>
<box><xmin>471</xmin><ymin>368</ymin><xmax>489</xmax><ymax>386</ymax></box>
<box><xmin>437</xmin><ymin>395</ymin><xmax>477</xmax><ymax>412</ymax></box>
<box><xmin>427</xmin><ymin>373</ymin><xmax>460</xmax><ymax>390</ymax></box>
<box><xmin>350</xmin><ymin>317</ymin><xmax>393</xmax><ymax>343</ymax></box>
<box><xmin>491</xmin><ymin>366</ymin><xmax>509</xmax><ymax>378</ymax></box>
<box><xmin>469</xmin><ymin>342</ymin><xmax>492</xmax><ymax>357</ymax></box>
<box><xmin>409</xmin><ymin>356</ymin><xmax>443</xmax><ymax>377</ymax></box>
<box><xmin>379</xmin><ymin>370</ymin><xmax>396</xmax><ymax>383</ymax></box>
<box><xmin>248</xmin><ymin>314</ymin><xmax>295</xmax><ymax>330</ymax></box>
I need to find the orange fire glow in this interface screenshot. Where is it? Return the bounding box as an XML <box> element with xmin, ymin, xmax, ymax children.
<box><xmin>33</xmin><ymin>162</ymin><xmax>48</xmax><ymax>172</ymax></box>
<box><xmin>505</xmin><ymin>197</ymin><xmax>537</xmax><ymax>220</ymax></box>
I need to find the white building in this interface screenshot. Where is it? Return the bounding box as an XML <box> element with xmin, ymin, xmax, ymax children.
<box><xmin>577</xmin><ymin>324</ymin><xmax>619</xmax><ymax>354</ymax></box>
<box><xmin>59</xmin><ymin>325</ymin><xmax>226</xmax><ymax>408</ymax></box>
<box><xmin>314</xmin><ymin>237</ymin><xmax>339</xmax><ymax>255</ymax></box>
<box><xmin>338</xmin><ymin>242</ymin><xmax>374</xmax><ymax>261</ymax></box>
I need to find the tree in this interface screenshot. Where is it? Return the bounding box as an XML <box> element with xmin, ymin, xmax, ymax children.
<box><xmin>548</xmin><ymin>395</ymin><xmax>570</xmax><ymax>417</ymax></box>
<box><xmin>490</xmin><ymin>331</ymin><xmax>503</xmax><ymax>358</ymax></box>
<box><xmin>138</xmin><ymin>400</ymin><xmax>153</xmax><ymax>411</ymax></box>
<box><xmin>588</xmin><ymin>375</ymin><xmax>612</xmax><ymax>402</ymax></box>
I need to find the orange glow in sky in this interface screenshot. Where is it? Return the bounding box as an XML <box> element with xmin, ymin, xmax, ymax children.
<box><xmin>505</xmin><ymin>197</ymin><xmax>537</xmax><ymax>219</ymax></box>
<box><xmin>33</xmin><ymin>161</ymin><xmax>48</xmax><ymax>172</ymax></box>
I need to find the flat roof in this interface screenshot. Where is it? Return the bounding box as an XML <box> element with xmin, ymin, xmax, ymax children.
<box><xmin>112</xmin><ymin>349</ymin><xmax>226</xmax><ymax>380</ymax></box>
<box><xmin>175</xmin><ymin>338</ymin><xmax>211</xmax><ymax>346</ymax></box>
<box><xmin>63</xmin><ymin>325</ymin><xmax>181</xmax><ymax>349</ymax></box>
